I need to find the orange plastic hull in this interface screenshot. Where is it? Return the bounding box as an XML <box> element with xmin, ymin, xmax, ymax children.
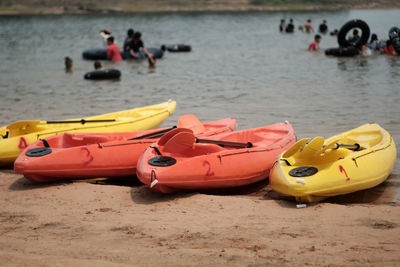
<box><xmin>136</xmin><ymin>122</ymin><xmax>296</xmax><ymax>193</ymax></box>
<box><xmin>14</xmin><ymin>118</ymin><xmax>236</xmax><ymax>182</ymax></box>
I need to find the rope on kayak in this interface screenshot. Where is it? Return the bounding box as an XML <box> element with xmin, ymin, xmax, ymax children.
<box><xmin>351</xmin><ymin>136</ymin><xmax>393</xmax><ymax>167</ymax></box>
<box><xmin>150</xmin><ymin>169</ymin><xmax>159</xmax><ymax>188</ymax></box>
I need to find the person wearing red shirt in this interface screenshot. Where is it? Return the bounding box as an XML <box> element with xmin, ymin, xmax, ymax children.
<box><xmin>308</xmin><ymin>34</ymin><xmax>321</xmax><ymax>51</ymax></box>
<box><xmin>381</xmin><ymin>40</ymin><xmax>396</xmax><ymax>55</ymax></box>
<box><xmin>106</xmin><ymin>36</ymin><xmax>122</xmax><ymax>61</ymax></box>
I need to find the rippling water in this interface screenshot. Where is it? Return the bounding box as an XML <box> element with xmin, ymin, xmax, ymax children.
<box><xmin>0</xmin><ymin>9</ymin><xmax>399</xmax><ymax>203</ymax></box>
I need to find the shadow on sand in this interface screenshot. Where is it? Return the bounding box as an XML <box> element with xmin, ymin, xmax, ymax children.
<box><xmin>264</xmin><ymin>174</ymin><xmax>399</xmax><ymax>208</ymax></box>
<box><xmin>130</xmin><ymin>179</ymin><xmax>272</xmax><ymax>205</ymax></box>
<box><xmin>8</xmin><ymin>176</ymin><xmax>71</xmax><ymax>191</ymax></box>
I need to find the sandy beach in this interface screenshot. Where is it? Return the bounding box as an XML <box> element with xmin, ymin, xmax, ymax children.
<box><xmin>0</xmin><ymin>169</ymin><xmax>399</xmax><ymax>266</ymax></box>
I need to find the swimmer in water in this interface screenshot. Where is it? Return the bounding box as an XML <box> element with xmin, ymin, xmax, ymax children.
<box><xmin>308</xmin><ymin>34</ymin><xmax>321</xmax><ymax>51</ymax></box>
<box><xmin>65</xmin><ymin>57</ymin><xmax>72</xmax><ymax>72</ymax></box>
<box><xmin>94</xmin><ymin>61</ymin><xmax>103</xmax><ymax>70</ymax></box>
<box><xmin>304</xmin><ymin>19</ymin><xmax>314</xmax><ymax>33</ymax></box>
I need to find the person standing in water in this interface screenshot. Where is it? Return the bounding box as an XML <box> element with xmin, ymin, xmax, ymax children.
<box><xmin>308</xmin><ymin>34</ymin><xmax>321</xmax><ymax>51</ymax></box>
<box><xmin>106</xmin><ymin>36</ymin><xmax>122</xmax><ymax>61</ymax></box>
<box><xmin>319</xmin><ymin>20</ymin><xmax>328</xmax><ymax>34</ymax></box>
<box><xmin>64</xmin><ymin>57</ymin><xmax>73</xmax><ymax>72</ymax></box>
<box><xmin>123</xmin><ymin>28</ymin><xmax>134</xmax><ymax>52</ymax></box>
<box><xmin>279</xmin><ymin>19</ymin><xmax>286</xmax><ymax>33</ymax></box>
<box><xmin>285</xmin><ymin>19</ymin><xmax>295</xmax><ymax>33</ymax></box>
<box><xmin>304</xmin><ymin>19</ymin><xmax>314</xmax><ymax>33</ymax></box>
<box><xmin>129</xmin><ymin>32</ymin><xmax>155</xmax><ymax>65</ymax></box>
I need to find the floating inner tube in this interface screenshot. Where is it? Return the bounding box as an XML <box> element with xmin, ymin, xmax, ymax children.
<box><xmin>26</xmin><ymin>147</ymin><xmax>52</xmax><ymax>157</ymax></box>
<box><xmin>161</xmin><ymin>44</ymin><xmax>191</xmax><ymax>52</ymax></box>
<box><xmin>338</xmin><ymin>19</ymin><xmax>370</xmax><ymax>48</ymax></box>
<box><xmin>325</xmin><ymin>46</ymin><xmax>360</xmax><ymax>57</ymax></box>
<box><xmin>82</xmin><ymin>48</ymin><xmax>164</xmax><ymax>60</ymax></box>
<box><xmin>84</xmin><ymin>69</ymin><xmax>121</xmax><ymax>80</ymax></box>
<box><xmin>389</xmin><ymin>26</ymin><xmax>400</xmax><ymax>55</ymax></box>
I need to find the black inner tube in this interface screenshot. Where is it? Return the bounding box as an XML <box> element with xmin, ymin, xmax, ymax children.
<box><xmin>338</xmin><ymin>19</ymin><xmax>370</xmax><ymax>49</ymax></box>
<box><xmin>325</xmin><ymin>46</ymin><xmax>360</xmax><ymax>57</ymax></box>
<box><xmin>84</xmin><ymin>69</ymin><xmax>121</xmax><ymax>80</ymax></box>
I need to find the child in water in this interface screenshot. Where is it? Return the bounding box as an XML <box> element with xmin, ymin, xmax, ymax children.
<box><xmin>94</xmin><ymin>61</ymin><xmax>103</xmax><ymax>70</ymax></box>
<box><xmin>308</xmin><ymin>35</ymin><xmax>321</xmax><ymax>51</ymax></box>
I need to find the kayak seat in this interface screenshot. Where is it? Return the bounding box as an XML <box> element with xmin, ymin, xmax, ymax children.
<box><xmin>182</xmin><ymin>143</ymin><xmax>225</xmax><ymax>157</ymax></box>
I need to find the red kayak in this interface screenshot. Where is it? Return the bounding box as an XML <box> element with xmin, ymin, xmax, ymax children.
<box><xmin>136</xmin><ymin>122</ymin><xmax>296</xmax><ymax>193</ymax></box>
<box><xmin>14</xmin><ymin>115</ymin><xmax>236</xmax><ymax>182</ymax></box>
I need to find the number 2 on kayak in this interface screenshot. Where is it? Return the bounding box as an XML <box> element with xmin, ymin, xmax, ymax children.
<box><xmin>203</xmin><ymin>160</ymin><xmax>214</xmax><ymax>176</ymax></box>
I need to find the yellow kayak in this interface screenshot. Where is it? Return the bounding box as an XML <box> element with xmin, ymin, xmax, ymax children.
<box><xmin>0</xmin><ymin>100</ymin><xmax>176</xmax><ymax>167</ymax></box>
<box><xmin>269</xmin><ymin>123</ymin><xmax>397</xmax><ymax>203</ymax></box>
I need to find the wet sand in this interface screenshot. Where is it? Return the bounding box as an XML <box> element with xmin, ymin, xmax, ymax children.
<box><xmin>0</xmin><ymin>170</ymin><xmax>399</xmax><ymax>266</ymax></box>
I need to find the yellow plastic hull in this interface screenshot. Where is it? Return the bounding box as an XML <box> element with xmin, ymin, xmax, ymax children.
<box><xmin>269</xmin><ymin>124</ymin><xmax>397</xmax><ymax>203</ymax></box>
<box><xmin>0</xmin><ymin>101</ymin><xmax>176</xmax><ymax>167</ymax></box>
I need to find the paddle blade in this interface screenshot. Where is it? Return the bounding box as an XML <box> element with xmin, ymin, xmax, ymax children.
<box><xmin>282</xmin><ymin>138</ymin><xmax>311</xmax><ymax>158</ymax></box>
<box><xmin>298</xmin><ymin>136</ymin><xmax>325</xmax><ymax>158</ymax></box>
<box><xmin>163</xmin><ymin>131</ymin><xmax>196</xmax><ymax>154</ymax></box>
<box><xmin>177</xmin><ymin>114</ymin><xmax>206</xmax><ymax>135</ymax></box>
<box><xmin>157</xmin><ymin>128</ymin><xmax>194</xmax><ymax>146</ymax></box>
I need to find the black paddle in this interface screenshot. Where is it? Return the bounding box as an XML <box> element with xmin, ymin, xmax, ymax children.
<box><xmin>332</xmin><ymin>143</ymin><xmax>360</xmax><ymax>151</ymax></box>
<box><xmin>195</xmin><ymin>137</ymin><xmax>253</xmax><ymax>148</ymax></box>
<box><xmin>46</xmin><ymin>119</ymin><xmax>116</xmax><ymax>124</ymax></box>
<box><xmin>128</xmin><ymin>126</ymin><xmax>177</xmax><ymax>140</ymax></box>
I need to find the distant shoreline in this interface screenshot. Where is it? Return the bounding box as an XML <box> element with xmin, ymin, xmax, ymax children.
<box><xmin>0</xmin><ymin>3</ymin><xmax>399</xmax><ymax>15</ymax></box>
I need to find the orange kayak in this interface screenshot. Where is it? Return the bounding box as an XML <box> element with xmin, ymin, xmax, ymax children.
<box><xmin>14</xmin><ymin>115</ymin><xmax>236</xmax><ymax>182</ymax></box>
<box><xmin>136</xmin><ymin>122</ymin><xmax>296</xmax><ymax>193</ymax></box>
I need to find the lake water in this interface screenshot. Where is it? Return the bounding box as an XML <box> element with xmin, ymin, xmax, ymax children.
<box><xmin>0</xmin><ymin>9</ymin><xmax>399</xmax><ymax>204</ymax></box>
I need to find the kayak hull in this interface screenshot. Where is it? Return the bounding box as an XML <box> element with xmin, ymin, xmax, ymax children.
<box><xmin>0</xmin><ymin>101</ymin><xmax>176</xmax><ymax>167</ymax></box>
<box><xmin>14</xmin><ymin>117</ymin><xmax>236</xmax><ymax>182</ymax></box>
<box><xmin>269</xmin><ymin>123</ymin><xmax>397</xmax><ymax>203</ymax></box>
<box><xmin>137</xmin><ymin>122</ymin><xmax>296</xmax><ymax>193</ymax></box>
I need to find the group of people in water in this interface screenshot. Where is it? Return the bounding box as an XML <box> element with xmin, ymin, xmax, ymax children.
<box><xmin>279</xmin><ymin>18</ymin><xmax>330</xmax><ymax>34</ymax></box>
<box><xmin>280</xmin><ymin>18</ymin><xmax>398</xmax><ymax>56</ymax></box>
<box><xmin>64</xmin><ymin>27</ymin><xmax>156</xmax><ymax>73</ymax></box>
<box><xmin>100</xmin><ymin>28</ymin><xmax>156</xmax><ymax>66</ymax></box>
